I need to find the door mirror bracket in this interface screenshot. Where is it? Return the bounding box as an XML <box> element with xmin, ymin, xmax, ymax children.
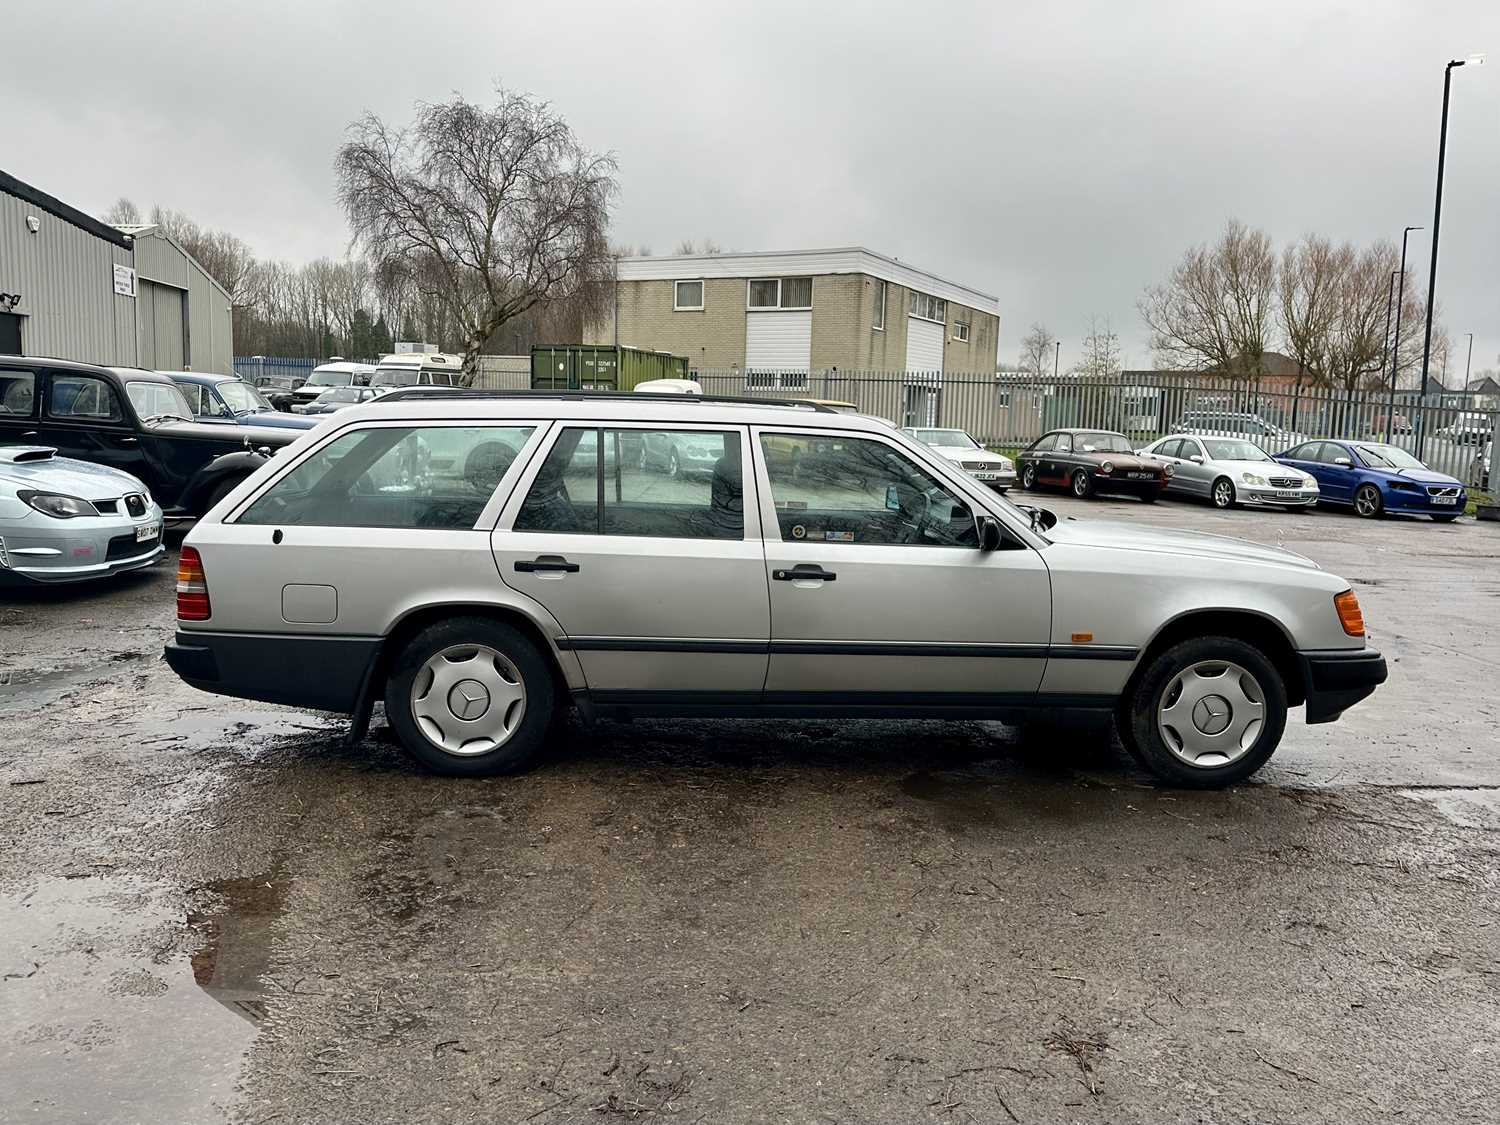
<box><xmin>978</xmin><ymin>515</ymin><xmax>1004</xmax><ymax>552</ymax></box>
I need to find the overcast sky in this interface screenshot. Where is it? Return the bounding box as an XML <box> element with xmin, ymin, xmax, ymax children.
<box><xmin>8</xmin><ymin>0</ymin><xmax>1498</xmax><ymax>377</ymax></box>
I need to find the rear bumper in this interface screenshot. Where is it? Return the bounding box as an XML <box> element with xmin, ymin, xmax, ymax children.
<box><xmin>1298</xmin><ymin>648</ymin><xmax>1387</xmax><ymax>724</ymax></box>
<box><xmin>164</xmin><ymin>630</ymin><xmax>379</xmax><ymax>714</ymax></box>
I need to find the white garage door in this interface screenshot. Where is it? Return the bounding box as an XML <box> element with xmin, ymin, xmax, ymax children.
<box><xmin>905</xmin><ymin>317</ymin><xmax>944</xmax><ymax>372</ymax></box>
<box><xmin>745</xmin><ymin>311</ymin><xmax>811</xmax><ymax>388</ymax></box>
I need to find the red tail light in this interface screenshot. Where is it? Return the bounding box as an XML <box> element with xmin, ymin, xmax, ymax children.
<box><xmin>177</xmin><ymin>546</ymin><xmax>211</xmax><ymax>620</ymax></box>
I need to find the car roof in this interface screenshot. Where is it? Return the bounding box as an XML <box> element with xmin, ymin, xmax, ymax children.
<box><xmin>2</xmin><ymin>355</ymin><xmax>122</xmax><ymax>375</ymax></box>
<box><xmin>333</xmin><ymin>393</ymin><xmax>886</xmax><ymax>430</ymax></box>
<box><xmin>1050</xmin><ymin>427</ymin><xmax>1126</xmax><ymax>435</ymax></box>
<box><xmin>105</xmin><ymin>366</ymin><xmax>177</xmax><ymax>385</ymax></box>
<box><xmin>166</xmin><ymin>371</ymin><xmax>240</xmax><ymax>385</ymax></box>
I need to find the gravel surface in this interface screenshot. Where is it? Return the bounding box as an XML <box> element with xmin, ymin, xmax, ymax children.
<box><xmin>2</xmin><ymin>496</ymin><xmax>1497</xmax><ymax>1124</ymax></box>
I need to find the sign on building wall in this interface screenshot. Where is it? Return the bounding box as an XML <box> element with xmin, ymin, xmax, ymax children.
<box><xmin>113</xmin><ymin>264</ymin><xmax>136</xmax><ymax>298</ymax></box>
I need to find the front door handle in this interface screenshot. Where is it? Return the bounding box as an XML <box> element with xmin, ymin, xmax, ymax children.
<box><xmin>773</xmin><ymin>565</ymin><xmax>836</xmax><ymax>582</ymax></box>
<box><xmin>514</xmin><ymin>555</ymin><xmax>580</xmax><ymax>574</ymax></box>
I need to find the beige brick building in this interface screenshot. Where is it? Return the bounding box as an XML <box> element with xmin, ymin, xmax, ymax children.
<box><xmin>587</xmin><ymin>247</ymin><xmax>1001</xmax><ymax>381</ymax></box>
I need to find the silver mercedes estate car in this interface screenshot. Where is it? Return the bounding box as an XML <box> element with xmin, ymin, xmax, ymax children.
<box><xmin>164</xmin><ymin>391</ymin><xmax>1386</xmax><ymax>788</ymax></box>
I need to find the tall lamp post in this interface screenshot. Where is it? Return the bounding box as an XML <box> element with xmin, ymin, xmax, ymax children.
<box><xmin>1053</xmin><ymin>339</ymin><xmax>1060</xmax><ymax>379</ymax></box>
<box><xmin>1463</xmin><ymin>332</ymin><xmax>1474</xmax><ymax>388</ymax></box>
<box><xmin>1418</xmin><ymin>53</ymin><xmax>1484</xmax><ymax>460</ymax></box>
<box><xmin>1387</xmin><ymin>226</ymin><xmax>1421</xmax><ymax>437</ymax></box>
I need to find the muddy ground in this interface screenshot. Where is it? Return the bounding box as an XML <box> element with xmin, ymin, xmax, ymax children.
<box><xmin>2</xmin><ymin>495</ymin><xmax>1497</xmax><ymax>1124</ymax></box>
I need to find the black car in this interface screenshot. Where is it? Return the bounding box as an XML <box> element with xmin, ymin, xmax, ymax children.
<box><xmin>1016</xmin><ymin>428</ymin><xmax>1170</xmax><ymax>501</ymax></box>
<box><xmin>0</xmin><ymin>357</ymin><xmax>302</xmax><ymax>524</ymax></box>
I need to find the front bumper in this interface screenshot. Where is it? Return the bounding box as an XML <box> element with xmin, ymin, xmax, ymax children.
<box><xmin>1385</xmin><ymin>489</ymin><xmax>1466</xmax><ymax>514</ymax></box>
<box><xmin>0</xmin><ymin>510</ymin><xmax>166</xmax><ymax>584</ymax></box>
<box><xmin>165</xmin><ymin>629</ymin><xmax>380</xmax><ymax>713</ymax></box>
<box><xmin>1298</xmin><ymin>648</ymin><xmax>1387</xmax><ymax>724</ymax></box>
<box><xmin>1241</xmin><ymin>486</ymin><xmax>1319</xmax><ymax>507</ymax></box>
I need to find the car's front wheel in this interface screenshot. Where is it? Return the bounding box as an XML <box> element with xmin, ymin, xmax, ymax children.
<box><xmin>385</xmin><ymin>617</ymin><xmax>556</xmax><ymax>777</ymax></box>
<box><xmin>1071</xmin><ymin>470</ymin><xmax>1093</xmax><ymax>498</ymax></box>
<box><xmin>1124</xmin><ymin>636</ymin><xmax>1287</xmax><ymax>788</ymax></box>
<box><xmin>1353</xmin><ymin>483</ymin><xmax>1384</xmax><ymax>518</ymax></box>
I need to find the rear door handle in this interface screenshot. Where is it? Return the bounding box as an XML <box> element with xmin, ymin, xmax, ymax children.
<box><xmin>514</xmin><ymin>555</ymin><xmax>580</xmax><ymax>574</ymax></box>
<box><xmin>773</xmin><ymin>565</ymin><xmax>836</xmax><ymax>582</ymax></box>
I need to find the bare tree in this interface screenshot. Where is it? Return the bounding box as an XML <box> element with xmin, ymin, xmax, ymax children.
<box><xmin>336</xmin><ymin>86</ymin><xmax>618</xmax><ymax>383</ymax></box>
<box><xmin>1321</xmin><ymin>243</ymin><xmax>1400</xmax><ymax>394</ymax></box>
<box><xmin>1019</xmin><ymin>322</ymin><xmax>1057</xmax><ymax>378</ymax></box>
<box><xmin>1140</xmin><ymin>219</ymin><xmax>1276</xmax><ymax>375</ymax></box>
<box><xmin>1278</xmin><ymin>234</ymin><xmax>1343</xmax><ymax>394</ymax></box>
<box><xmin>672</xmin><ymin>239</ymin><xmax>723</xmax><ymax>255</ymax></box>
<box><xmin>149</xmin><ymin>206</ymin><xmax>256</xmax><ymax>303</ymax></box>
<box><xmin>103</xmin><ymin>197</ymin><xmax>141</xmax><ymax>225</ymax></box>
<box><xmin>1070</xmin><ymin>316</ymin><xmax>1121</xmax><ymax>379</ymax></box>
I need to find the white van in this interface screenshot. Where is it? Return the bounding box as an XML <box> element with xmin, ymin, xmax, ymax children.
<box><xmin>289</xmin><ymin>361</ymin><xmax>377</xmax><ymax>410</ymax></box>
<box><xmin>372</xmin><ymin>352</ymin><xmax>465</xmax><ymax>391</ymax></box>
<box><xmin>633</xmin><ymin>379</ymin><xmax>702</xmax><ymax>395</ymax></box>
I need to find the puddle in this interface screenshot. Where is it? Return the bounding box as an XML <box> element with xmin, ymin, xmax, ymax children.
<box><xmin>1398</xmin><ymin>787</ymin><xmax>1500</xmax><ymax>830</ymax></box>
<box><xmin>0</xmin><ymin>872</ymin><xmax>286</xmax><ymax>1124</ymax></box>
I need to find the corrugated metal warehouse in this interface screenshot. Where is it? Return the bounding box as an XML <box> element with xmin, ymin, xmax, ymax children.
<box><xmin>0</xmin><ymin>169</ymin><xmax>234</xmax><ymax>372</ymax></box>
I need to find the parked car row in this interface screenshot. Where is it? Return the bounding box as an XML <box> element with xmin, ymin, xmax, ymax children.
<box><xmin>1011</xmin><ymin>427</ymin><xmax>1468</xmax><ymax>522</ymax></box>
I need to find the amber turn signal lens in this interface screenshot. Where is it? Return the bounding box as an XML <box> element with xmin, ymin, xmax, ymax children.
<box><xmin>1334</xmin><ymin>590</ymin><xmax>1364</xmax><ymax>637</ymax></box>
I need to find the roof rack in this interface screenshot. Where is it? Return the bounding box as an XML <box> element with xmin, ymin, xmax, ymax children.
<box><xmin>374</xmin><ymin>387</ymin><xmax>839</xmax><ymax>412</ymax></box>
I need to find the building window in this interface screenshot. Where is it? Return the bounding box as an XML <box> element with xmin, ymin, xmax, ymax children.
<box><xmin>908</xmin><ymin>291</ymin><xmax>947</xmax><ymax>324</ymax></box>
<box><xmin>953</xmin><ymin>321</ymin><xmax>970</xmax><ymax>343</ymax></box>
<box><xmin>674</xmin><ymin>280</ymin><xmax>704</xmax><ymax>311</ymax></box>
<box><xmin>873</xmin><ymin>279</ymin><xmax>887</xmax><ymax>331</ymax></box>
<box><xmin>747</xmin><ymin>277</ymin><xmax>813</xmax><ymax>310</ymax></box>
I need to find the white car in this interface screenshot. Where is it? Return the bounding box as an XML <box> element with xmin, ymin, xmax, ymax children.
<box><xmin>902</xmin><ymin>427</ymin><xmax>1016</xmax><ymax>491</ymax></box>
<box><xmin>633</xmin><ymin>379</ymin><xmax>702</xmax><ymax>395</ymax></box>
<box><xmin>1140</xmin><ymin>434</ymin><xmax>1319</xmax><ymax>510</ymax></box>
<box><xmin>0</xmin><ymin>446</ymin><xmax>164</xmax><ymax>584</ymax></box>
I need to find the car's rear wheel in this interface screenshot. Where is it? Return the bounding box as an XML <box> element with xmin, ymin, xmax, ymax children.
<box><xmin>1354</xmin><ymin>484</ymin><xmax>1384</xmax><ymax>518</ymax></box>
<box><xmin>1021</xmin><ymin>463</ymin><xmax>1038</xmax><ymax>490</ymax></box>
<box><xmin>1125</xmin><ymin>636</ymin><xmax>1287</xmax><ymax>788</ymax></box>
<box><xmin>1071</xmin><ymin>470</ymin><xmax>1093</xmax><ymax>498</ymax></box>
<box><xmin>1211</xmin><ymin>477</ymin><xmax>1236</xmax><ymax>509</ymax></box>
<box><xmin>385</xmin><ymin>617</ymin><xmax>556</xmax><ymax>777</ymax></box>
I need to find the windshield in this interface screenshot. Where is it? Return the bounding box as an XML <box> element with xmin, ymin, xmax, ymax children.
<box><xmin>372</xmin><ymin>367</ymin><xmax>418</xmax><ymax>387</ymax></box>
<box><xmin>306</xmin><ymin>369</ymin><xmax>354</xmax><ymax>387</ymax></box>
<box><xmin>217</xmin><ymin>380</ymin><xmax>272</xmax><ymax>413</ymax></box>
<box><xmin>126</xmin><ymin>381</ymin><xmax>194</xmax><ymax>423</ymax></box>
<box><xmin>914</xmin><ymin>429</ymin><xmax>979</xmax><ymax>449</ymax></box>
<box><xmin>1075</xmin><ymin>432</ymin><xmax>1132</xmax><ymax>454</ymax></box>
<box><xmin>1203</xmin><ymin>438</ymin><xmax>1271</xmax><ymax>462</ymax></box>
<box><xmin>1356</xmin><ymin>444</ymin><xmax>1424</xmax><ymax>470</ymax></box>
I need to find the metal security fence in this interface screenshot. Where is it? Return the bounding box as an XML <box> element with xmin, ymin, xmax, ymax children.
<box><xmin>233</xmin><ymin>355</ymin><xmax>319</xmax><ymax>391</ymax></box>
<box><xmin>692</xmin><ymin>369</ymin><xmax>1496</xmax><ymax>485</ymax></box>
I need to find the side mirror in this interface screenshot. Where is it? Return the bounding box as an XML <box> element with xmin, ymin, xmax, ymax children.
<box><xmin>978</xmin><ymin>516</ymin><xmax>1003</xmax><ymax>551</ymax></box>
<box><xmin>1189</xmin><ymin>454</ymin><xmax>1204</xmax><ymax>464</ymax></box>
<box><xmin>1333</xmin><ymin>456</ymin><xmax>1352</xmax><ymax>467</ymax></box>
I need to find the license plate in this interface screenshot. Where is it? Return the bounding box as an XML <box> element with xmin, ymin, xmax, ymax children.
<box><xmin>1127</xmin><ymin>472</ymin><xmax>1151</xmax><ymax>479</ymax></box>
<box><xmin>135</xmin><ymin>524</ymin><xmax>160</xmax><ymax>543</ymax></box>
<box><xmin>974</xmin><ymin>472</ymin><xmax>999</xmax><ymax>480</ymax></box>
<box><xmin>1274</xmin><ymin>490</ymin><xmax>1301</xmax><ymax>499</ymax></box>
<box><xmin>1433</xmin><ymin>496</ymin><xmax>1457</xmax><ymax>506</ymax></box>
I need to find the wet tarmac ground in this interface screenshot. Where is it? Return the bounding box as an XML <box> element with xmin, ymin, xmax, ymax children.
<box><xmin>1</xmin><ymin>496</ymin><xmax>1498</xmax><ymax>1124</ymax></box>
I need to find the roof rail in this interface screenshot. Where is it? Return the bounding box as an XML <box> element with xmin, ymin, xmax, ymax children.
<box><xmin>375</xmin><ymin>387</ymin><xmax>839</xmax><ymax>412</ymax></box>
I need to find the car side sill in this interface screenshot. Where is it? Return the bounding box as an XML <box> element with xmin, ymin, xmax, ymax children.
<box><xmin>577</xmin><ymin>689</ymin><xmax>1117</xmax><ymax>721</ymax></box>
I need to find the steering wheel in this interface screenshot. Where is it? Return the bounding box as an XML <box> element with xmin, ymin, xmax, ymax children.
<box><xmin>897</xmin><ymin>488</ymin><xmax>933</xmax><ymax>544</ymax></box>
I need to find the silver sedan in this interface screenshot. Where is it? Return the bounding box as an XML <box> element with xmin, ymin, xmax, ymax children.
<box><xmin>1140</xmin><ymin>434</ymin><xmax>1319</xmax><ymax>510</ymax></box>
<box><xmin>0</xmin><ymin>447</ymin><xmax>164</xmax><ymax>584</ymax></box>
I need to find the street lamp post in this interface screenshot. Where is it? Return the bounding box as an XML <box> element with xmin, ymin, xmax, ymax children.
<box><xmin>1387</xmin><ymin>226</ymin><xmax>1421</xmax><ymax>438</ymax></box>
<box><xmin>1419</xmin><ymin>54</ymin><xmax>1484</xmax><ymax>461</ymax></box>
<box><xmin>1464</xmin><ymin>332</ymin><xmax>1474</xmax><ymax>387</ymax></box>
<box><xmin>1379</xmin><ymin>270</ymin><xmax>1397</xmax><ymax>436</ymax></box>
<box><xmin>1053</xmin><ymin>339</ymin><xmax>1060</xmax><ymax>379</ymax></box>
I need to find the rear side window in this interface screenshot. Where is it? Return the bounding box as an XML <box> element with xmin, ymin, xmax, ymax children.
<box><xmin>239</xmin><ymin>425</ymin><xmax>534</xmax><ymax>529</ymax></box>
<box><xmin>513</xmin><ymin>427</ymin><xmax>743</xmax><ymax>540</ymax></box>
<box><xmin>48</xmin><ymin>375</ymin><xmax>123</xmax><ymax>422</ymax></box>
<box><xmin>0</xmin><ymin>370</ymin><xmax>37</xmax><ymax>417</ymax></box>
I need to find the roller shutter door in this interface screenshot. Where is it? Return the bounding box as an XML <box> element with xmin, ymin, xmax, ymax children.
<box><xmin>139</xmin><ymin>281</ymin><xmax>186</xmax><ymax>370</ymax></box>
<box><xmin>905</xmin><ymin>317</ymin><xmax>944</xmax><ymax>372</ymax></box>
<box><xmin>745</xmin><ymin>311</ymin><xmax>812</xmax><ymax>388</ymax></box>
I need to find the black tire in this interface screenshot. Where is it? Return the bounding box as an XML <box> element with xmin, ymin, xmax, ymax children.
<box><xmin>1431</xmin><ymin>513</ymin><xmax>1460</xmax><ymax>523</ymax></box>
<box><xmin>1124</xmin><ymin>636</ymin><xmax>1288</xmax><ymax>789</ymax></box>
<box><xmin>1211</xmin><ymin>477</ymin><xmax>1236</xmax><ymax>509</ymax></box>
<box><xmin>384</xmin><ymin>617</ymin><xmax>557</xmax><ymax>777</ymax></box>
<box><xmin>1353</xmin><ymin>483</ymin><xmax>1384</xmax><ymax>519</ymax></box>
<box><xmin>1021</xmin><ymin>463</ymin><xmax>1038</xmax><ymax>491</ymax></box>
<box><xmin>1140</xmin><ymin>489</ymin><xmax>1160</xmax><ymax>504</ymax></box>
<box><xmin>1071</xmin><ymin>470</ymin><xmax>1093</xmax><ymax>498</ymax></box>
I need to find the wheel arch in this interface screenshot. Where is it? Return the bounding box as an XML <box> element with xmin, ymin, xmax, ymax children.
<box><xmin>1126</xmin><ymin>608</ymin><xmax>1304</xmax><ymax>708</ymax></box>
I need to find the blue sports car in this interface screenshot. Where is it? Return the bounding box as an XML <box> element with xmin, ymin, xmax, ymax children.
<box><xmin>1274</xmin><ymin>439</ymin><xmax>1466</xmax><ymax>521</ymax></box>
